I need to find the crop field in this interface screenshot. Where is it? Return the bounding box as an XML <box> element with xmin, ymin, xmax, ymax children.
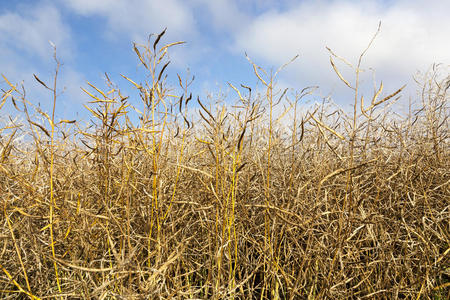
<box><xmin>0</xmin><ymin>30</ymin><xmax>449</xmax><ymax>299</ymax></box>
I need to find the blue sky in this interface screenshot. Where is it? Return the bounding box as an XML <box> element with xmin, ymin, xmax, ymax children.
<box><xmin>1</xmin><ymin>0</ymin><xmax>449</xmax><ymax>121</ymax></box>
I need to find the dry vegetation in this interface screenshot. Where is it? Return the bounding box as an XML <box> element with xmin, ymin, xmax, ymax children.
<box><xmin>0</xmin><ymin>29</ymin><xmax>449</xmax><ymax>299</ymax></box>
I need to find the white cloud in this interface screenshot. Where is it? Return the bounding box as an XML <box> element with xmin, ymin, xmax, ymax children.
<box><xmin>63</xmin><ymin>0</ymin><xmax>197</xmax><ymax>42</ymax></box>
<box><xmin>61</xmin><ymin>0</ymin><xmax>202</xmax><ymax>71</ymax></box>
<box><xmin>0</xmin><ymin>2</ymin><xmax>76</xmax><ymax>89</ymax></box>
<box><xmin>192</xmin><ymin>0</ymin><xmax>249</xmax><ymax>32</ymax></box>
<box><xmin>0</xmin><ymin>2</ymin><xmax>88</xmax><ymax>119</ymax></box>
<box><xmin>0</xmin><ymin>3</ymin><xmax>73</xmax><ymax>61</ymax></box>
<box><xmin>230</xmin><ymin>0</ymin><xmax>450</xmax><ymax>104</ymax></box>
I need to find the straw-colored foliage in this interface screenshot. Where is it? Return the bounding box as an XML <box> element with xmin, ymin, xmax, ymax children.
<box><xmin>0</xmin><ymin>29</ymin><xmax>449</xmax><ymax>299</ymax></box>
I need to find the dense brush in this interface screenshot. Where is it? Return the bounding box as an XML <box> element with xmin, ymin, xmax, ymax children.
<box><xmin>0</xmin><ymin>29</ymin><xmax>448</xmax><ymax>299</ymax></box>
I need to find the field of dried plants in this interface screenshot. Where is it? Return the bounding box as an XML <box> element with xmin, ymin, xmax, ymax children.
<box><xmin>0</xmin><ymin>30</ymin><xmax>449</xmax><ymax>299</ymax></box>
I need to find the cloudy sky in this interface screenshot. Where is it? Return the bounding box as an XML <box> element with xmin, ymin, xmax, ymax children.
<box><xmin>0</xmin><ymin>0</ymin><xmax>449</xmax><ymax>120</ymax></box>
